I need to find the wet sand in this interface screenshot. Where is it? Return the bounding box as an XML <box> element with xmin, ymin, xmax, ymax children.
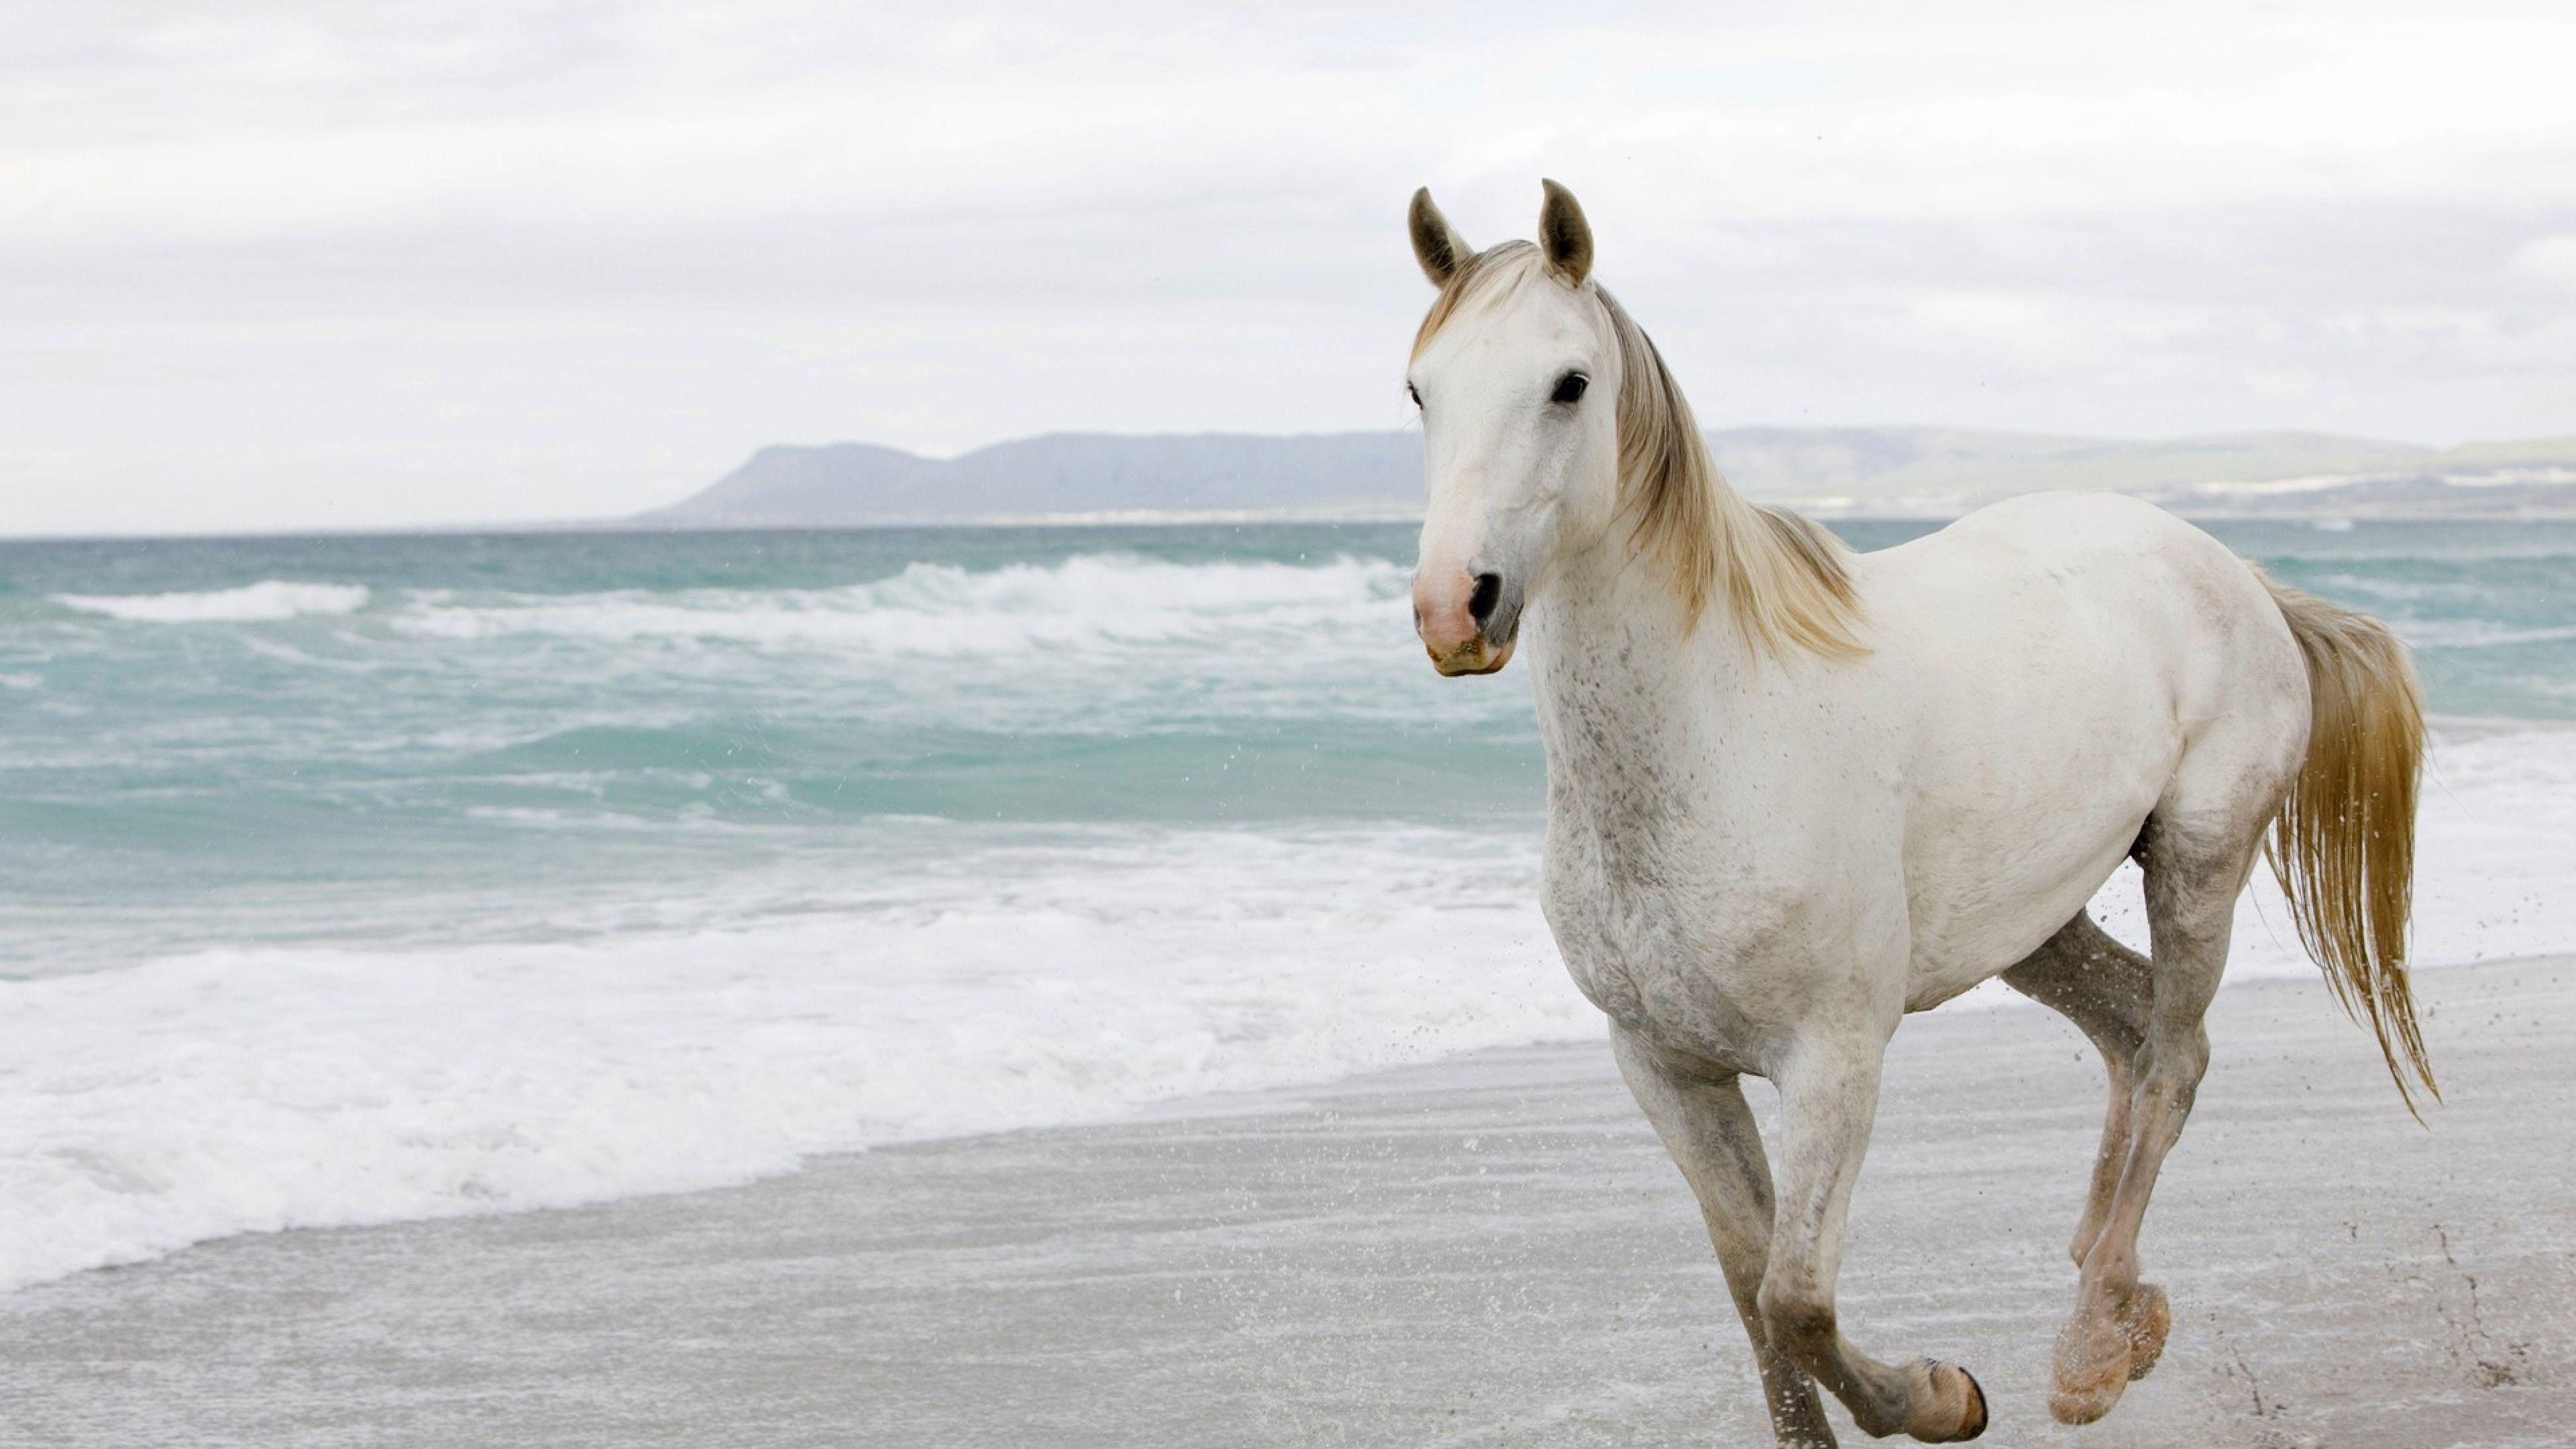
<box><xmin>3</xmin><ymin>958</ymin><xmax>2571</xmax><ymax>1448</ymax></box>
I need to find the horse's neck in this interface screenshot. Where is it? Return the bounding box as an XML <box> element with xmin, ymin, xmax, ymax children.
<box><xmin>1525</xmin><ymin>544</ymin><xmax>1748</xmax><ymax>815</ymax></box>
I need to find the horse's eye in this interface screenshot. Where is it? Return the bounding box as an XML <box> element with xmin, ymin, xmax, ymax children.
<box><xmin>1406</xmin><ymin>382</ymin><xmax>1422</xmax><ymax>408</ymax></box>
<box><xmin>1551</xmin><ymin>372</ymin><xmax>1589</xmax><ymax>405</ymax></box>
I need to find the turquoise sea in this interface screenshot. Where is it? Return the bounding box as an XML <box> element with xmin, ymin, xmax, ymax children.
<box><xmin>0</xmin><ymin>518</ymin><xmax>2570</xmax><ymax>1289</ymax></box>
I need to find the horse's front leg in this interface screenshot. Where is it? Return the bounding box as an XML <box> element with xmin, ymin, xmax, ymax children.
<box><xmin>1611</xmin><ymin>1027</ymin><xmax>1838</xmax><ymax>1448</ymax></box>
<box><xmin>1761</xmin><ymin>1026</ymin><xmax>1988</xmax><ymax>1444</ymax></box>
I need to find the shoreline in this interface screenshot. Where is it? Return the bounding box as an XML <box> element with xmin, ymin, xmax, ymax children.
<box><xmin>4</xmin><ymin>956</ymin><xmax>2569</xmax><ymax>1446</ymax></box>
<box><xmin>0</xmin><ymin>941</ymin><xmax>2563</xmax><ymax>1293</ymax></box>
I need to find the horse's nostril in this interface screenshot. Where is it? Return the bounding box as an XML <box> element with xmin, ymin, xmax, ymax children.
<box><xmin>1468</xmin><ymin>572</ymin><xmax>1504</xmax><ymax>625</ymax></box>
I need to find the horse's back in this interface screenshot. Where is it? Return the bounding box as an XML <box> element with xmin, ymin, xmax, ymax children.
<box><xmin>1866</xmin><ymin>492</ymin><xmax>2297</xmax><ymax>733</ymax></box>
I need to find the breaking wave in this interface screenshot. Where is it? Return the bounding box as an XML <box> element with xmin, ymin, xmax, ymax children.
<box><xmin>56</xmin><ymin>580</ymin><xmax>371</xmax><ymax>623</ymax></box>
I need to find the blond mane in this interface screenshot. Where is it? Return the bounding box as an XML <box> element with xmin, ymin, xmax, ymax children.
<box><xmin>1413</xmin><ymin>243</ymin><xmax>1866</xmax><ymax>659</ymax></box>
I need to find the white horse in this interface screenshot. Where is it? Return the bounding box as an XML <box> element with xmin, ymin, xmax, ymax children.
<box><xmin>1401</xmin><ymin>180</ymin><xmax>2431</xmax><ymax>1445</ymax></box>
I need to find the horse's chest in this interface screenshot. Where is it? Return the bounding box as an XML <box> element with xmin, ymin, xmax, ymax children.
<box><xmin>1540</xmin><ymin>826</ymin><xmax>1794</xmax><ymax>1064</ymax></box>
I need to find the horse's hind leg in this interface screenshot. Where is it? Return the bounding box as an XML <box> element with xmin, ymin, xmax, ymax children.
<box><xmin>2002</xmin><ymin>916</ymin><xmax>2171</xmax><ymax>1377</ymax></box>
<box><xmin>2002</xmin><ymin>915</ymin><xmax>2152</xmax><ymax>1269</ymax></box>
<box><xmin>2048</xmin><ymin>806</ymin><xmax>2268</xmax><ymax>1426</ymax></box>
<box><xmin>1612</xmin><ymin>1028</ymin><xmax>1839</xmax><ymax>1449</ymax></box>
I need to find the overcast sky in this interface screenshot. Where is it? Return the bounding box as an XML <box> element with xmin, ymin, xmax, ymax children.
<box><xmin>5</xmin><ymin>1</ymin><xmax>2573</xmax><ymax>535</ymax></box>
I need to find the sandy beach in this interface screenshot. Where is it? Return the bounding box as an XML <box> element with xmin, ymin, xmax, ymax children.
<box><xmin>3</xmin><ymin>957</ymin><xmax>2570</xmax><ymax>1448</ymax></box>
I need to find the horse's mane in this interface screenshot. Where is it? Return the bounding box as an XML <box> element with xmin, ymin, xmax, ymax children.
<box><xmin>1413</xmin><ymin>242</ymin><xmax>1866</xmax><ymax>659</ymax></box>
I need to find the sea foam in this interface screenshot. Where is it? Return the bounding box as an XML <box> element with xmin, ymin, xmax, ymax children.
<box><xmin>56</xmin><ymin>580</ymin><xmax>370</xmax><ymax>623</ymax></box>
<box><xmin>389</xmin><ymin>555</ymin><xmax>1409</xmax><ymax>657</ymax></box>
<box><xmin>0</xmin><ymin>825</ymin><xmax>1575</xmax><ymax>1292</ymax></box>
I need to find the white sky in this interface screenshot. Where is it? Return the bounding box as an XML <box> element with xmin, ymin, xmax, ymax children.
<box><xmin>4</xmin><ymin>1</ymin><xmax>2573</xmax><ymax>535</ymax></box>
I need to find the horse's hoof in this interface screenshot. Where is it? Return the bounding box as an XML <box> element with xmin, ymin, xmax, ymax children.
<box><xmin>2049</xmin><ymin>1320</ymin><xmax>2133</xmax><ymax>1426</ymax></box>
<box><xmin>2122</xmin><ymin>1282</ymin><xmax>2171</xmax><ymax>1381</ymax></box>
<box><xmin>1905</xmin><ymin>1360</ymin><xmax>1987</xmax><ymax>1442</ymax></box>
<box><xmin>1951</xmin><ymin>1366</ymin><xmax>1988</xmax><ymax>1441</ymax></box>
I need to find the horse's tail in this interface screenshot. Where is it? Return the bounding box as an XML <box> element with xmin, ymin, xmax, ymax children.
<box><xmin>2259</xmin><ymin>574</ymin><xmax>2437</xmax><ymax>1116</ymax></box>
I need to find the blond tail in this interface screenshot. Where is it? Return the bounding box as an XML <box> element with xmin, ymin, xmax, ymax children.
<box><xmin>2260</xmin><ymin>574</ymin><xmax>2436</xmax><ymax>1116</ymax></box>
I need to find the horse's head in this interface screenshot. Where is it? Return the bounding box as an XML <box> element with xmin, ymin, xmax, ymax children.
<box><xmin>1401</xmin><ymin>180</ymin><xmax>1625</xmax><ymax>677</ymax></box>
<box><xmin>1402</xmin><ymin>183</ymin><xmax>1865</xmax><ymax>676</ymax></box>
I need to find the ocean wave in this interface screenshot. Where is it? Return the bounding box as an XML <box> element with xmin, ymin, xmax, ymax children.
<box><xmin>2397</xmin><ymin>619</ymin><xmax>2576</xmax><ymax>651</ymax></box>
<box><xmin>55</xmin><ymin>580</ymin><xmax>371</xmax><ymax>623</ymax></box>
<box><xmin>390</xmin><ymin>553</ymin><xmax>1411</xmax><ymax>657</ymax></box>
<box><xmin>2308</xmin><ymin>572</ymin><xmax>2486</xmax><ymax>602</ymax></box>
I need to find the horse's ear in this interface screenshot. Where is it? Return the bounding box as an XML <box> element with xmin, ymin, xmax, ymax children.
<box><xmin>1538</xmin><ymin>178</ymin><xmax>1593</xmax><ymax>286</ymax></box>
<box><xmin>1409</xmin><ymin>187</ymin><xmax>1472</xmax><ymax>287</ymax></box>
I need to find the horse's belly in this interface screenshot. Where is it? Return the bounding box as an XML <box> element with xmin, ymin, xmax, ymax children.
<box><xmin>1899</xmin><ymin>802</ymin><xmax>2149</xmax><ymax>1009</ymax></box>
<box><xmin>1891</xmin><ymin>682</ymin><xmax>2180</xmax><ymax>1006</ymax></box>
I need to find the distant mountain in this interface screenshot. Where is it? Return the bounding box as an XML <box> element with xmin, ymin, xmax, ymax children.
<box><xmin>635</xmin><ymin>427</ymin><xmax>2576</xmax><ymax>526</ymax></box>
<box><xmin>640</xmin><ymin>433</ymin><xmax>1426</xmax><ymax>527</ymax></box>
